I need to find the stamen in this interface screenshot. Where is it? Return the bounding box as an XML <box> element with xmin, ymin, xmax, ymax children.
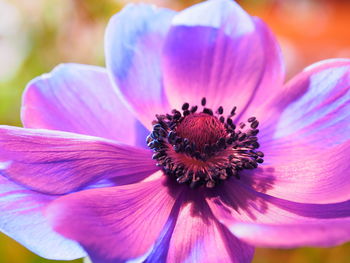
<box><xmin>217</xmin><ymin>106</ymin><xmax>223</xmax><ymax>115</ymax></box>
<box><xmin>248</xmin><ymin>116</ymin><xmax>256</xmax><ymax>123</ymax></box>
<box><xmin>190</xmin><ymin>105</ymin><xmax>198</xmax><ymax>113</ymax></box>
<box><xmin>182</xmin><ymin>103</ymin><xmax>189</xmax><ymax>111</ymax></box>
<box><xmin>251</xmin><ymin>120</ymin><xmax>259</xmax><ymax>129</ymax></box>
<box><xmin>230</xmin><ymin>106</ymin><xmax>237</xmax><ymax>116</ymax></box>
<box><xmin>147</xmin><ymin>97</ymin><xmax>264</xmax><ymax>188</ymax></box>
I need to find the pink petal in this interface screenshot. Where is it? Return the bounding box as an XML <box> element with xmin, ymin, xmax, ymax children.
<box><xmin>230</xmin><ymin>220</ymin><xmax>350</xmax><ymax>248</ymax></box>
<box><xmin>22</xmin><ymin>63</ymin><xmax>147</xmax><ymax>146</ymax></box>
<box><xmin>0</xmin><ymin>176</ymin><xmax>85</xmax><ymax>260</ymax></box>
<box><xmin>105</xmin><ymin>4</ymin><xmax>175</xmax><ymax>130</ymax></box>
<box><xmin>271</xmin><ymin>59</ymin><xmax>350</xmax><ymax>146</ymax></box>
<box><xmin>166</xmin><ymin>192</ymin><xmax>254</xmax><ymax>263</ymax></box>
<box><xmin>255</xmin><ymin>58</ymin><xmax>350</xmax><ymax>146</ymax></box>
<box><xmin>240</xmin><ymin>140</ymin><xmax>350</xmax><ymax>204</ymax></box>
<box><xmin>0</xmin><ymin>126</ymin><xmax>158</xmax><ymax>194</ymax></box>
<box><xmin>243</xmin><ymin>59</ymin><xmax>350</xmax><ymax>203</ymax></box>
<box><xmin>208</xmin><ymin>180</ymin><xmax>350</xmax><ymax>223</ymax></box>
<box><xmin>46</xmin><ymin>178</ymin><xmax>180</xmax><ymax>262</ymax></box>
<box><xmin>142</xmin><ymin>198</ymin><xmax>181</xmax><ymax>262</ymax></box>
<box><xmin>207</xmin><ymin>180</ymin><xmax>350</xmax><ymax>247</ymax></box>
<box><xmin>162</xmin><ymin>0</ymin><xmax>284</xmax><ymax>113</ymax></box>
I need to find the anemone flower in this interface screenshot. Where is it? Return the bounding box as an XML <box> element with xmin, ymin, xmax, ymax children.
<box><xmin>1</xmin><ymin>0</ymin><xmax>350</xmax><ymax>262</ymax></box>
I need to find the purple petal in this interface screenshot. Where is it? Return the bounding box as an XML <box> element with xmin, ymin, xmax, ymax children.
<box><xmin>210</xmin><ymin>179</ymin><xmax>350</xmax><ymax>222</ymax></box>
<box><xmin>22</xmin><ymin>63</ymin><xmax>148</xmax><ymax>146</ymax></box>
<box><xmin>166</xmin><ymin>193</ymin><xmax>254</xmax><ymax>263</ymax></box>
<box><xmin>143</xmin><ymin>198</ymin><xmax>181</xmax><ymax>263</ymax></box>
<box><xmin>105</xmin><ymin>4</ymin><xmax>176</xmax><ymax>129</ymax></box>
<box><xmin>241</xmin><ymin>140</ymin><xmax>350</xmax><ymax>203</ymax></box>
<box><xmin>46</xmin><ymin>178</ymin><xmax>180</xmax><ymax>263</ymax></box>
<box><xmin>275</xmin><ymin>59</ymin><xmax>350</xmax><ymax>142</ymax></box>
<box><xmin>0</xmin><ymin>176</ymin><xmax>85</xmax><ymax>260</ymax></box>
<box><xmin>245</xmin><ymin>60</ymin><xmax>350</xmax><ymax>203</ymax></box>
<box><xmin>162</xmin><ymin>0</ymin><xmax>284</xmax><ymax>114</ymax></box>
<box><xmin>263</xmin><ymin>59</ymin><xmax>350</xmax><ymax>146</ymax></box>
<box><xmin>230</xmin><ymin>220</ymin><xmax>350</xmax><ymax>248</ymax></box>
<box><xmin>0</xmin><ymin>126</ymin><xmax>158</xmax><ymax>194</ymax></box>
<box><xmin>207</xmin><ymin>180</ymin><xmax>350</xmax><ymax>247</ymax></box>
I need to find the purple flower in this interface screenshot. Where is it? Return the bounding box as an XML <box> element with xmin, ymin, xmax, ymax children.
<box><xmin>1</xmin><ymin>0</ymin><xmax>350</xmax><ymax>262</ymax></box>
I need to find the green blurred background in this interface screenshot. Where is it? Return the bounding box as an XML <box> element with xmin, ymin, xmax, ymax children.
<box><xmin>0</xmin><ymin>0</ymin><xmax>349</xmax><ymax>262</ymax></box>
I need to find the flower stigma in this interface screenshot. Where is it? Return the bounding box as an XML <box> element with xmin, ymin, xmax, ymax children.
<box><xmin>147</xmin><ymin>98</ymin><xmax>264</xmax><ymax>188</ymax></box>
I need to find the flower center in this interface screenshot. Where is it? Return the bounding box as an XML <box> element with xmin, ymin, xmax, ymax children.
<box><xmin>176</xmin><ymin>112</ymin><xmax>227</xmax><ymax>149</ymax></box>
<box><xmin>147</xmin><ymin>98</ymin><xmax>264</xmax><ymax>188</ymax></box>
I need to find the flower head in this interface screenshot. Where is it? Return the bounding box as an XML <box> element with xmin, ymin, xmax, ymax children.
<box><xmin>1</xmin><ymin>0</ymin><xmax>350</xmax><ymax>262</ymax></box>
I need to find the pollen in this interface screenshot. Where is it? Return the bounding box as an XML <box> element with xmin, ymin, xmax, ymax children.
<box><xmin>147</xmin><ymin>98</ymin><xmax>264</xmax><ymax>188</ymax></box>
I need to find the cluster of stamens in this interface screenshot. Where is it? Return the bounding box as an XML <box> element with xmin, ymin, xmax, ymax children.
<box><xmin>147</xmin><ymin>98</ymin><xmax>264</xmax><ymax>188</ymax></box>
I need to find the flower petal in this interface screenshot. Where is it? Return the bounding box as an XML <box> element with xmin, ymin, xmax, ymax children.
<box><xmin>46</xmin><ymin>178</ymin><xmax>180</xmax><ymax>263</ymax></box>
<box><xmin>240</xmin><ymin>140</ymin><xmax>350</xmax><ymax>204</ymax></box>
<box><xmin>272</xmin><ymin>59</ymin><xmax>350</xmax><ymax>145</ymax></box>
<box><xmin>208</xmin><ymin>181</ymin><xmax>350</xmax><ymax>247</ymax></box>
<box><xmin>209</xmin><ymin>179</ymin><xmax>350</xmax><ymax>221</ymax></box>
<box><xmin>230</xmin><ymin>220</ymin><xmax>350</xmax><ymax>248</ymax></box>
<box><xmin>0</xmin><ymin>126</ymin><xmax>158</xmax><ymax>195</ymax></box>
<box><xmin>255</xmin><ymin>59</ymin><xmax>350</xmax><ymax>146</ymax></box>
<box><xmin>243</xmin><ymin>60</ymin><xmax>350</xmax><ymax>203</ymax></box>
<box><xmin>235</xmin><ymin>18</ymin><xmax>285</xmax><ymax>122</ymax></box>
<box><xmin>162</xmin><ymin>0</ymin><xmax>284</xmax><ymax>113</ymax></box>
<box><xmin>22</xmin><ymin>63</ymin><xmax>147</xmax><ymax>146</ymax></box>
<box><xmin>166</xmin><ymin>193</ymin><xmax>254</xmax><ymax>263</ymax></box>
<box><xmin>143</xmin><ymin>198</ymin><xmax>181</xmax><ymax>263</ymax></box>
<box><xmin>105</xmin><ymin>4</ymin><xmax>176</xmax><ymax>129</ymax></box>
<box><xmin>0</xmin><ymin>176</ymin><xmax>85</xmax><ymax>260</ymax></box>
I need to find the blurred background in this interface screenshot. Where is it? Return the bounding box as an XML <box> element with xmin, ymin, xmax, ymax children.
<box><xmin>0</xmin><ymin>0</ymin><xmax>349</xmax><ymax>262</ymax></box>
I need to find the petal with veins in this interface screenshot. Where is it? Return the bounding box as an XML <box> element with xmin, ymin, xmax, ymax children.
<box><xmin>0</xmin><ymin>126</ymin><xmax>158</xmax><ymax>194</ymax></box>
<box><xmin>167</xmin><ymin>192</ymin><xmax>254</xmax><ymax>263</ymax></box>
<box><xmin>46</xmin><ymin>178</ymin><xmax>180</xmax><ymax>263</ymax></box>
<box><xmin>162</xmin><ymin>0</ymin><xmax>284</xmax><ymax>116</ymax></box>
<box><xmin>22</xmin><ymin>63</ymin><xmax>147</xmax><ymax>146</ymax></box>
<box><xmin>105</xmin><ymin>4</ymin><xmax>175</xmax><ymax>130</ymax></box>
<box><xmin>0</xmin><ymin>176</ymin><xmax>85</xmax><ymax>260</ymax></box>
